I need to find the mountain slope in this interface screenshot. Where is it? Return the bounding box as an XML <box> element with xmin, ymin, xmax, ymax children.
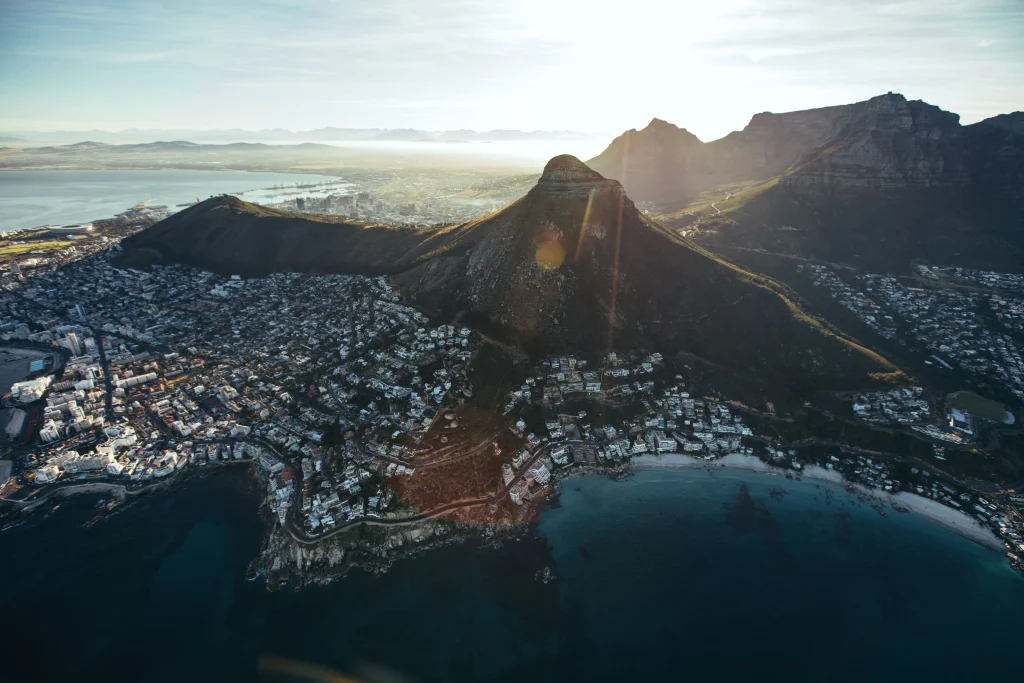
<box><xmin>588</xmin><ymin>103</ymin><xmax>853</xmax><ymax>206</ymax></box>
<box><xmin>713</xmin><ymin>96</ymin><xmax>1024</xmax><ymax>270</ymax></box>
<box><xmin>118</xmin><ymin>156</ymin><xmax>896</xmax><ymax>384</ymax></box>
<box><xmin>780</xmin><ymin>94</ymin><xmax>970</xmax><ymax>190</ymax></box>
<box><xmin>594</xmin><ymin>94</ymin><xmax>1024</xmax><ymax>271</ymax></box>
<box><xmin>115</xmin><ymin>196</ymin><xmax>451</xmax><ymax>275</ymax></box>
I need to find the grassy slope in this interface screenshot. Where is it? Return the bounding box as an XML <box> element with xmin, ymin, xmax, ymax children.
<box><xmin>947</xmin><ymin>391</ymin><xmax>1009</xmax><ymax>423</ymax></box>
<box><xmin>645</xmin><ymin>216</ymin><xmax>900</xmax><ymax>375</ymax></box>
<box><xmin>656</xmin><ymin>178</ymin><xmax>780</xmax><ymax>225</ymax></box>
<box><xmin>0</xmin><ymin>239</ymin><xmax>69</xmax><ymax>257</ymax></box>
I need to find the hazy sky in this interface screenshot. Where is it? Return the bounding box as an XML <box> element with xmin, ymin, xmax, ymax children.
<box><xmin>2</xmin><ymin>0</ymin><xmax>1022</xmax><ymax>140</ymax></box>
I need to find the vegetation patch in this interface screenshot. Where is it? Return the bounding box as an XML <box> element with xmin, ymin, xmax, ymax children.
<box><xmin>947</xmin><ymin>390</ymin><xmax>1010</xmax><ymax>423</ymax></box>
<box><xmin>0</xmin><ymin>239</ymin><xmax>69</xmax><ymax>257</ymax></box>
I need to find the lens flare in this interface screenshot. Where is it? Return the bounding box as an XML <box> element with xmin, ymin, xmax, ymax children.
<box><xmin>573</xmin><ymin>188</ymin><xmax>596</xmax><ymax>264</ymax></box>
<box><xmin>535</xmin><ymin>239</ymin><xmax>565</xmax><ymax>270</ymax></box>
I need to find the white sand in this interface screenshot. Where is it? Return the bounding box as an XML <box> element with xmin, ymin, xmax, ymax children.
<box><xmin>632</xmin><ymin>452</ymin><xmax>777</xmax><ymax>474</ymax></box>
<box><xmin>885</xmin><ymin>491</ymin><xmax>1003</xmax><ymax>550</ymax></box>
<box><xmin>800</xmin><ymin>464</ymin><xmax>845</xmax><ymax>485</ymax></box>
<box><xmin>630</xmin><ymin>453</ymin><xmax>1004</xmax><ymax>551</ymax></box>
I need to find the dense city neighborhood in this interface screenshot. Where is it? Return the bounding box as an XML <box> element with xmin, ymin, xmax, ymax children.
<box><xmin>0</xmin><ymin>224</ymin><xmax>1022</xmax><ymax>581</ymax></box>
<box><xmin>804</xmin><ymin>263</ymin><xmax>1024</xmax><ymax>402</ymax></box>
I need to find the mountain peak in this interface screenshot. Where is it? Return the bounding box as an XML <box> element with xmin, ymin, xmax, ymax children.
<box><xmin>541</xmin><ymin>154</ymin><xmax>599</xmax><ymax>176</ymax></box>
<box><xmin>536</xmin><ymin>155</ymin><xmax>622</xmax><ymax>195</ymax></box>
<box><xmin>869</xmin><ymin>91</ymin><xmax>908</xmax><ymax>104</ymax></box>
<box><xmin>190</xmin><ymin>194</ymin><xmax>244</xmax><ymax>211</ymax></box>
<box><xmin>640</xmin><ymin>117</ymin><xmax>701</xmax><ymax>141</ymax></box>
<box><xmin>644</xmin><ymin>117</ymin><xmax>678</xmax><ymax>130</ymax></box>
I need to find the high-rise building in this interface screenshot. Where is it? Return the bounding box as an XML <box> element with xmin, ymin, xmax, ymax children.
<box><xmin>63</xmin><ymin>332</ymin><xmax>81</xmax><ymax>356</ymax></box>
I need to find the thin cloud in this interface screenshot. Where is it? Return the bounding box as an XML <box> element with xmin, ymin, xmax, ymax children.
<box><xmin>0</xmin><ymin>0</ymin><xmax>1021</xmax><ymax>135</ymax></box>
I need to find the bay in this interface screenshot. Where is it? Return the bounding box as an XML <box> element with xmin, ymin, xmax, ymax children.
<box><xmin>0</xmin><ymin>467</ymin><xmax>1021</xmax><ymax>683</ymax></box>
<box><xmin>0</xmin><ymin>170</ymin><xmax>340</xmax><ymax>233</ymax></box>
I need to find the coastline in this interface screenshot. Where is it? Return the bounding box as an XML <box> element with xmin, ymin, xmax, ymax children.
<box><xmin>631</xmin><ymin>453</ymin><xmax>1005</xmax><ymax>552</ymax></box>
<box><xmin>3</xmin><ymin>459</ymin><xmax>255</xmax><ymax>513</ymax></box>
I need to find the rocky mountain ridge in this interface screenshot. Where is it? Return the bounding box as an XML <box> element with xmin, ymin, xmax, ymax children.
<box><xmin>781</xmin><ymin>94</ymin><xmax>970</xmax><ymax>190</ymax></box>
<box><xmin>589</xmin><ymin>93</ymin><xmax>1024</xmax><ymax>271</ymax></box>
<box><xmin>589</xmin><ymin>93</ymin><xmax>1023</xmax><ymax>207</ymax></box>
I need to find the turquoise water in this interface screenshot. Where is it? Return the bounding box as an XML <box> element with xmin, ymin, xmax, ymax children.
<box><xmin>0</xmin><ymin>169</ymin><xmax>339</xmax><ymax>232</ymax></box>
<box><xmin>0</xmin><ymin>467</ymin><xmax>1021</xmax><ymax>682</ymax></box>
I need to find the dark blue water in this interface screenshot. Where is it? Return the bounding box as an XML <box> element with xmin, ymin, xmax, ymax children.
<box><xmin>1</xmin><ymin>467</ymin><xmax>1021</xmax><ymax>683</ymax></box>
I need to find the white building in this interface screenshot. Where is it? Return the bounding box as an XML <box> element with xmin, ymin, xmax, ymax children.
<box><xmin>63</xmin><ymin>453</ymin><xmax>112</xmax><ymax>474</ymax></box>
<box><xmin>63</xmin><ymin>332</ymin><xmax>82</xmax><ymax>356</ymax></box>
<box><xmin>39</xmin><ymin>419</ymin><xmax>62</xmax><ymax>443</ymax></box>
<box><xmin>11</xmin><ymin>376</ymin><xmax>52</xmax><ymax>403</ymax></box>
<box><xmin>34</xmin><ymin>463</ymin><xmax>61</xmax><ymax>483</ymax></box>
<box><xmin>528</xmin><ymin>462</ymin><xmax>551</xmax><ymax>485</ymax></box>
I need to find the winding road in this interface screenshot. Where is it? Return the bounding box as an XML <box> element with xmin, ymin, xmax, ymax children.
<box><xmin>710</xmin><ymin>191</ymin><xmax>732</xmax><ymax>216</ymax></box>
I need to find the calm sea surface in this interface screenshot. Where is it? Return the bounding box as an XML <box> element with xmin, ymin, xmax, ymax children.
<box><xmin>0</xmin><ymin>467</ymin><xmax>1022</xmax><ymax>683</ymax></box>
<box><xmin>0</xmin><ymin>170</ymin><xmax>340</xmax><ymax>233</ymax></box>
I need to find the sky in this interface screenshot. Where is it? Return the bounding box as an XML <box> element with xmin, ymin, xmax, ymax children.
<box><xmin>1</xmin><ymin>0</ymin><xmax>1023</xmax><ymax>141</ymax></box>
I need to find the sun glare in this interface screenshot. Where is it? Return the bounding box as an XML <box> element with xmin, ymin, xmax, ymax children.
<box><xmin>536</xmin><ymin>238</ymin><xmax>566</xmax><ymax>270</ymax></box>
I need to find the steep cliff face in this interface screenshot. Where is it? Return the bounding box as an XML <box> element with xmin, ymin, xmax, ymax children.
<box><xmin>590</xmin><ymin>93</ymin><xmax>1024</xmax><ymax>271</ymax></box>
<box><xmin>704</xmin><ymin>104</ymin><xmax>852</xmax><ymax>183</ymax></box>
<box><xmin>589</xmin><ymin>93</ymin><xmax>1022</xmax><ymax>208</ymax></box>
<box><xmin>782</xmin><ymin>94</ymin><xmax>971</xmax><ymax>190</ymax></box>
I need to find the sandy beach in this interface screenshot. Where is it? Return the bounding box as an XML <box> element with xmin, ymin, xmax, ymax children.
<box><xmin>632</xmin><ymin>453</ymin><xmax>1005</xmax><ymax>552</ymax></box>
<box><xmin>632</xmin><ymin>452</ymin><xmax>777</xmax><ymax>473</ymax></box>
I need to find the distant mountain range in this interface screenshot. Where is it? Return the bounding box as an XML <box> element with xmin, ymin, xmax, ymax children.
<box><xmin>116</xmin><ymin>155</ymin><xmax>896</xmax><ymax>391</ymax></box>
<box><xmin>0</xmin><ymin>127</ymin><xmax>602</xmax><ymax>146</ymax></box>
<box><xmin>0</xmin><ymin>137</ymin><xmax>556</xmax><ymax>172</ymax></box>
<box><xmin>588</xmin><ymin>93</ymin><xmax>1024</xmax><ymax>271</ymax></box>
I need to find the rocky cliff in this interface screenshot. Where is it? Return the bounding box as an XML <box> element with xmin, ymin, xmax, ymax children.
<box><xmin>590</xmin><ymin>93</ymin><xmax>1023</xmax><ymax>207</ymax></box>
<box><xmin>781</xmin><ymin>94</ymin><xmax>971</xmax><ymax>190</ymax></box>
<box><xmin>590</xmin><ymin>93</ymin><xmax>1024</xmax><ymax>271</ymax></box>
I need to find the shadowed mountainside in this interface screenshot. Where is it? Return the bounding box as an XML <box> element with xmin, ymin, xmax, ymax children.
<box><xmin>590</xmin><ymin>94</ymin><xmax>1024</xmax><ymax>271</ymax></box>
<box><xmin>118</xmin><ymin>156</ymin><xmax>898</xmax><ymax>388</ymax></box>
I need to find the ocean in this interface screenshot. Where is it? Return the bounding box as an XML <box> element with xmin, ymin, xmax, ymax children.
<box><xmin>0</xmin><ymin>467</ymin><xmax>1021</xmax><ymax>683</ymax></box>
<box><xmin>0</xmin><ymin>169</ymin><xmax>341</xmax><ymax>233</ymax></box>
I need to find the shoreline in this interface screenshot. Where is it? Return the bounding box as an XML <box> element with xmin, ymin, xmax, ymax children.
<box><xmin>630</xmin><ymin>452</ymin><xmax>1005</xmax><ymax>552</ymax></box>
<box><xmin>3</xmin><ymin>459</ymin><xmax>255</xmax><ymax>512</ymax></box>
